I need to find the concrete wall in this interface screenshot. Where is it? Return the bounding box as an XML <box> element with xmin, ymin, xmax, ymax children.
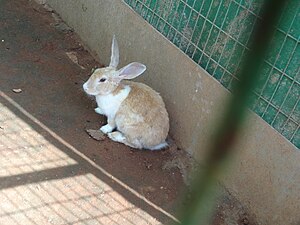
<box><xmin>45</xmin><ymin>0</ymin><xmax>300</xmax><ymax>224</ymax></box>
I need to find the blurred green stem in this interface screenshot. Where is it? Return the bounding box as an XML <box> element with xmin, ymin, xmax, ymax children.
<box><xmin>179</xmin><ymin>1</ymin><xmax>288</xmax><ymax>224</ymax></box>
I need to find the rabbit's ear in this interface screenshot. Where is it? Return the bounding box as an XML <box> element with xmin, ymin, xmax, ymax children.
<box><xmin>109</xmin><ymin>35</ymin><xmax>119</xmax><ymax>68</ymax></box>
<box><xmin>117</xmin><ymin>62</ymin><xmax>146</xmax><ymax>80</ymax></box>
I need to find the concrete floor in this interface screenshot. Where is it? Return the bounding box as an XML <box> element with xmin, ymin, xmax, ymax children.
<box><xmin>0</xmin><ymin>1</ymin><xmax>259</xmax><ymax>225</ymax></box>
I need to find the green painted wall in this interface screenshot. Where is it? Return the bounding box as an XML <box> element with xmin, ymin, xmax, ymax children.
<box><xmin>124</xmin><ymin>0</ymin><xmax>300</xmax><ymax>149</ymax></box>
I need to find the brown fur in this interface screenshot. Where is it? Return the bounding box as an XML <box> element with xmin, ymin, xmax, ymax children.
<box><xmin>115</xmin><ymin>81</ymin><xmax>169</xmax><ymax>148</ymax></box>
<box><xmin>84</xmin><ymin>68</ymin><xmax>119</xmax><ymax>95</ymax></box>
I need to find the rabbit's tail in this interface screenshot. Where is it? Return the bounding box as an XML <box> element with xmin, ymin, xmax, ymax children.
<box><xmin>147</xmin><ymin>141</ymin><xmax>168</xmax><ymax>151</ymax></box>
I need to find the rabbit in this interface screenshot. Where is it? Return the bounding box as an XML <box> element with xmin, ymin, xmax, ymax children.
<box><xmin>83</xmin><ymin>36</ymin><xmax>169</xmax><ymax>150</ymax></box>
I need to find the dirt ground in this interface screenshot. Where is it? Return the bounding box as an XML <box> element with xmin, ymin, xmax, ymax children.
<box><xmin>0</xmin><ymin>0</ymin><xmax>257</xmax><ymax>224</ymax></box>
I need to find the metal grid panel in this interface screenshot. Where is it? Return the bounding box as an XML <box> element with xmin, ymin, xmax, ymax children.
<box><xmin>124</xmin><ymin>0</ymin><xmax>300</xmax><ymax>149</ymax></box>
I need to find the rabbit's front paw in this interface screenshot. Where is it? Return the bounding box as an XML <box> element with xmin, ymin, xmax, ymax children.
<box><xmin>100</xmin><ymin>124</ymin><xmax>114</xmax><ymax>134</ymax></box>
<box><xmin>95</xmin><ymin>107</ymin><xmax>104</xmax><ymax>115</ymax></box>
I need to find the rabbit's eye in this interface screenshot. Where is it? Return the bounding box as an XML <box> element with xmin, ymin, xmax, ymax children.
<box><xmin>99</xmin><ymin>78</ymin><xmax>106</xmax><ymax>82</ymax></box>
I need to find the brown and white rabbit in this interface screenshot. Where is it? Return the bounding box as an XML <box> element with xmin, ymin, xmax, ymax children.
<box><xmin>83</xmin><ymin>36</ymin><xmax>169</xmax><ymax>150</ymax></box>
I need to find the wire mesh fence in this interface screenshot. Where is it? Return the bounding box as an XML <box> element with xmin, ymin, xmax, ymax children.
<box><xmin>124</xmin><ymin>0</ymin><xmax>300</xmax><ymax>149</ymax></box>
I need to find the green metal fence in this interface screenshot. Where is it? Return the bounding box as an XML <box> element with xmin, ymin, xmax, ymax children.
<box><xmin>124</xmin><ymin>0</ymin><xmax>300</xmax><ymax>149</ymax></box>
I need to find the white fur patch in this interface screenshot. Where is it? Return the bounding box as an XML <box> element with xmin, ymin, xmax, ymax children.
<box><xmin>94</xmin><ymin>107</ymin><xmax>104</xmax><ymax>115</ymax></box>
<box><xmin>95</xmin><ymin>85</ymin><xmax>130</xmax><ymax>119</ymax></box>
<box><xmin>100</xmin><ymin>124</ymin><xmax>114</xmax><ymax>134</ymax></box>
<box><xmin>108</xmin><ymin>131</ymin><xmax>126</xmax><ymax>142</ymax></box>
<box><xmin>148</xmin><ymin>141</ymin><xmax>168</xmax><ymax>150</ymax></box>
